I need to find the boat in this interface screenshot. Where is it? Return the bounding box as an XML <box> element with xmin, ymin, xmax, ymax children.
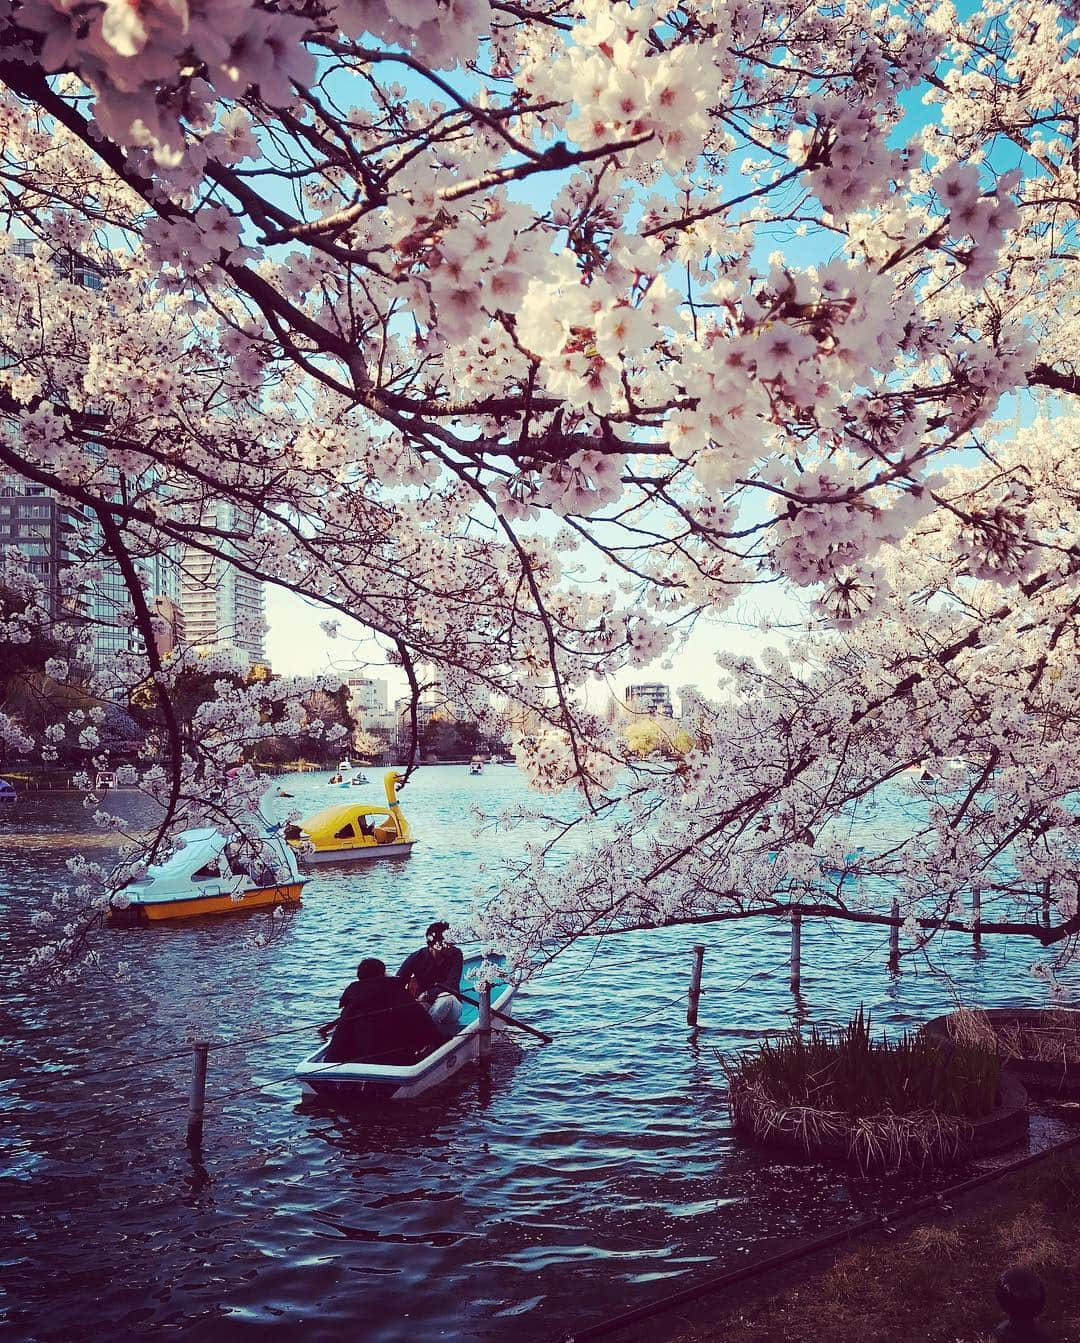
<box><xmin>338</xmin><ymin>757</ymin><xmax>352</xmax><ymax>772</ymax></box>
<box><xmin>469</xmin><ymin>755</ymin><xmax>484</xmax><ymax>776</ymax></box>
<box><xmin>350</xmin><ymin>773</ymin><xmax>371</xmax><ymax>786</ymax></box>
<box><xmin>0</xmin><ymin>778</ymin><xmax>16</xmax><ymax>805</ymax></box>
<box><xmin>94</xmin><ymin>770</ymin><xmax>117</xmax><ymax>791</ymax></box>
<box><xmin>107</xmin><ymin>821</ymin><xmax>305</xmax><ymax>924</ymax></box>
<box><xmin>296</xmin><ymin>957</ymin><xmax>517</xmax><ymax>1101</ymax></box>
<box><xmin>287</xmin><ymin>769</ymin><xmax>416</xmax><ymax>864</ymax></box>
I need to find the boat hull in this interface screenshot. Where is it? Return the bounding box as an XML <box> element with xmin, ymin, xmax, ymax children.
<box><xmin>301</xmin><ymin>842</ymin><xmax>416</xmax><ymax>864</ymax></box>
<box><xmin>297</xmin><ymin>979</ymin><xmax>518</xmax><ymax>1101</ymax></box>
<box><xmin>108</xmin><ymin>882</ymin><xmax>304</xmax><ymax>924</ymax></box>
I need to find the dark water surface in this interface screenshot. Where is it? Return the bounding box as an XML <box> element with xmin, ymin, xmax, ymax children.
<box><xmin>1</xmin><ymin>768</ymin><xmax>1077</xmax><ymax>1342</ymax></box>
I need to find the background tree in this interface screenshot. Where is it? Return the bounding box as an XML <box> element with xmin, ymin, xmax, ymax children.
<box><xmin>422</xmin><ymin>715</ymin><xmax>482</xmax><ymax>762</ymax></box>
<box><xmin>623</xmin><ymin>718</ymin><xmax>692</xmax><ymax>760</ymax></box>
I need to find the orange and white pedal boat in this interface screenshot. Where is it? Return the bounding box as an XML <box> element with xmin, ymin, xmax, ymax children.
<box><xmin>107</xmin><ymin>823</ymin><xmax>305</xmax><ymax>924</ymax></box>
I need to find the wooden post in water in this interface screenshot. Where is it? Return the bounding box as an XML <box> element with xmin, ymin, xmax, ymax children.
<box><xmin>687</xmin><ymin>944</ymin><xmax>706</xmax><ymax>1026</ymax></box>
<box><xmin>972</xmin><ymin>887</ymin><xmax>982</xmax><ymax>952</ymax></box>
<box><xmin>186</xmin><ymin>1041</ymin><xmax>209</xmax><ymax>1148</ymax></box>
<box><xmin>477</xmin><ymin>985</ymin><xmax>492</xmax><ymax>1062</ymax></box>
<box><xmin>790</xmin><ymin>912</ymin><xmax>802</xmax><ymax>991</ymax></box>
<box><xmin>1042</xmin><ymin>879</ymin><xmax>1052</xmax><ymax>929</ymax></box>
<box><xmin>888</xmin><ymin>899</ymin><xmax>901</xmax><ymax>973</ymax></box>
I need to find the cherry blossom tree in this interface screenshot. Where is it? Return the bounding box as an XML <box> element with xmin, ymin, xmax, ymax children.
<box><xmin>1</xmin><ymin>0</ymin><xmax>1079</xmax><ymax>973</ymax></box>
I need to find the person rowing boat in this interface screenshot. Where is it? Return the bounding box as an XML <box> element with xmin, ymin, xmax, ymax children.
<box><xmin>397</xmin><ymin>921</ymin><xmax>464</xmax><ymax>1029</ymax></box>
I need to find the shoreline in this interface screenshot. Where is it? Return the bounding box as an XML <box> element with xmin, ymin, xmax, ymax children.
<box><xmin>579</xmin><ymin>1137</ymin><xmax>1080</xmax><ymax>1343</ymax></box>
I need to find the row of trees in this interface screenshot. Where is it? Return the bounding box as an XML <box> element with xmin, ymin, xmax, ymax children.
<box><xmin>0</xmin><ymin>561</ymin><xmax>358</xmax><ymax>770</ymax></box>
<box><xmin>1</xmin><ymin>0</ymin><xmax>1079</xmax><ymax>975</ymax></box>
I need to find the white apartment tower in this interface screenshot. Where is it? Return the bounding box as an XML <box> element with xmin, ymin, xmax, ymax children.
<box><xmin>180</xmin><ymin>502</ymin><xmax>267</xmax><ymax>667</ymax></box>
<box><xmin>625</xmin><ymin>683</ymin><xmax>674</xmax><ymax>718</ymax></box>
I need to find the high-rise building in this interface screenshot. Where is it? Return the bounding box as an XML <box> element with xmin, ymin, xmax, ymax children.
<box><xmin>345</xmin><ymin>675</ymin><xmax>394</xmax><ymax>735</ymax></box>
<box><xmin>415</xmin><ymin>663</ymin><xmax>491</xmax><ymax>725</ymax></box>
<box><xmin>625</xmin><ymin>682</ymin><xmax>674</xmax><ymax>718</ymax></box>
<box><xmin>0</xmin><ymin>484</ymin><xmax>85</xmax><ymax>616</ymax></box>
<box><xmin>90</xmin><ymin>550</ymin><xmax>184</xmax><ymax>664</ymax></box>
<box><xmin>5</xmin><ymin>236</ymin><xmax>183</xmax><ymax>670</ymax></box>
<box><xmin>346</xmin><ymin>675</ymin><xmax>388</xmax><ymax>716</ymax></box>
<box><xmin>12</xmin><ymin>234</ymin><xmax>107</xmax><ymax>287</ymax></box>
<box><xmin>180</xmin><ymin>502</ymin><xmax>267</xmax><ymax>667</ymax></box>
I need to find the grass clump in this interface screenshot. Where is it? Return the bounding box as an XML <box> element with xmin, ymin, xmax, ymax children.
<box><xmin>949</xmin><ymin>1006</ymin><xmax>1080</xmax><ymax>1066</ymax></box>
<box><xmin>723</xmin><ymin>1010</ymin><xmax>1001</xmax><ymax>1170</ymax></box>
<box><xmin>726</xmin><ymin>1009</ymin><xmax>1000</xmax><ymax>1118</ymax></box>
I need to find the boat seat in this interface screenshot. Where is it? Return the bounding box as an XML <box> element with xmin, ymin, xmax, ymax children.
<box><xmin>372</xmin><ymin>824</ymin><xmax>398</xmax><ymax>844</ymax></box>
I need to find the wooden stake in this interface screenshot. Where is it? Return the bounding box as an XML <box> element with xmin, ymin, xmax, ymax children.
<box><xmin>687</xmin><ymin>944</ymin><xmax>706</xmax><ymax>1027</ymax></box>
<box><xmin>790</xmin><ymin>913</ymin><xmax>802</xmax><ymax>991</ymax></box>
<box><xmin>972</xmin><ymin>887</ymin><xmax>982</xmax><ymax>952</ymax></box>
<box><xmin>477</xmin><ymin>985</ymin><xmax>492</xmax><ymax>1061</ymax></box>
<box><xmin>1042</xmin><ymin>879</ymin><xmax>1052</xmax><ymax>928</ymax></box>
<box><xmin>888</xmin><ymin>899</ymin><xmax>901</xmax><ymax>973</ymax></box>
<box><xmin>186</xmin><ymin>1041</ymin><xmax>209</xmax><ymax>1149</ymax></box>
<box><xmin>442</xmin><ymin>984</ymin><xmax>552</xmax><ymax>1044</ymax></box>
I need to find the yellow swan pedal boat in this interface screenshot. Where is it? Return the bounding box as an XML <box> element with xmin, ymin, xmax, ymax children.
<box><xmin>287</xmin><ymin>769</ymin><xmax>416</xmax><ymax>865</ymax></box>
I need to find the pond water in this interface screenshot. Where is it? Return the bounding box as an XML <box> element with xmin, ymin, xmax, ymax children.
<box><xmin>1</xmin><ymin>767</ymin><xmax>1077</xmax><ymax>1342</ymax></box>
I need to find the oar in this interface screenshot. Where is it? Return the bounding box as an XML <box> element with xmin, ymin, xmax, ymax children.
<box><xmin>440</xmin><ymin>983</ymin><xmax>553</xmax><ymax>1044</ymax></box>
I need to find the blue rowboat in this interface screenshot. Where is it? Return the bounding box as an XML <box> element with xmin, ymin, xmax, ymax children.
<box><xmin>296</xmin><ymin>958</ymin><xmax>518</xmax><ymax>1102</ymax></box>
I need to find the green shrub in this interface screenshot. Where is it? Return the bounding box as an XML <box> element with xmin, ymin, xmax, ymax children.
<box><xmin>723</xmin><ymin>1008</ymin><xmax>1000</xmax><ymax>1119</ymax></box>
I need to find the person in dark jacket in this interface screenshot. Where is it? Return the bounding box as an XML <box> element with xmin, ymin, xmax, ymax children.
<box><xmin>398</xmin><ymin>922</ymin><xmax>464</xmax><ymax>1028</ymax></box>
<box><xmin>322</xmin><ymin>958</ymin><xmax>451</xmax><ymax>1065</ymax></box>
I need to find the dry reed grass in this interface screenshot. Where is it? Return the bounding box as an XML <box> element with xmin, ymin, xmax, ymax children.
<box><xmin>724</xmin><ymin>1012</ymin><xmax>999</xmax><ymax>1170</ymax></box>
<box><xmin>729</xmin><ymin>1080</ymin><xmax>970</xmax><ymax>1171</ymax></box>
<box><xmin>947</xmin><ymin>1006</ymin><xmax>1080</xmax><ymax>1067</ymax></box>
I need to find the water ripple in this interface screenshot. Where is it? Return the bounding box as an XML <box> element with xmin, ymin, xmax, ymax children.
<box><xmin>1</xmin><ymin>769</ymin><xmax>1078</xmax><ymax>1342</ymax></box>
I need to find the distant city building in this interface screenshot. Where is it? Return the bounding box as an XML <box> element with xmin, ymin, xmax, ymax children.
<box><xmin>394</xmin><ymin>693</ymin><xmax>440</xmax><ymax>731</ymax></box>
<box><xmin>180</xmin><ymin>502</ymin><xmax>267</xmax><ymax>667</ymax></box>
<box><xmin>150</xmin><ymin>594</ymin><xmax>185</xmax><ymax>660</ymax></box>
<box><xmin>625</xmin><ymin>682</ymin><xmax>674</xmax><ymax>718</ymax></box>
<box><xmin>0</xmin><ymin>482</ymin><xmax>183</xmax><ymax>666</ymax></box>
<box><xmin>415</xmin><ymin>663</ymin><xmax>491</xmax><ymax>725</ymax></box>
<box><xmin>0</xmin><ymin>484</ymin><xmax>85</xmax><ymax>617</ymax></box>
<box><xmin>89</xmin><ymin>546</ymin><xmax>182</xmax><ymax>665</ymax></box>
<box><xmin>346</xmin><ymin>675</ymin><xmax>394</xmax><ymax>739</ymax></box>
<box><xmin>12</xmin><ymin>234</ymin><xmax>108</xmax><ymax>288</ymax></box>
<box><xmin>5</xmin><ymin>236</ymin><xmax>182</xmax><ymax>670</ymax></box>
<box><xmin>346</xmin><ymin>675</ymin><xmax>389</xmax><ymax>717</ymax></box>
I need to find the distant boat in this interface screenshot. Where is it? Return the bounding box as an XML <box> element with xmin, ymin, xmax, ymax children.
<box><xmin>338</xmin><ymin>757</ymin><xmax>352</xmax><ymax>772</ymax></box>
<box><xmin>288</xmin><ymin>769</ymin><xmax>416</xmax><ymax>864</ymax></box>
<box><xmin>296</xmin><ymin>957</ymin><xmax>517</xmax><ymax>1101</ymax></box>
<box><xmin>0</xmin><ymin>779</ymin><xmax>16</xmax><ymax>805</ymax></box>
<box><xmin>469</xmin><ymin>755</ymin><xmax>485</xmax><ymax>776</ymax></box>
<box><xmin>95</xmin><ymin>771</ymin><xmax>117</xmax><ymax>791</ymax></box>
<box><xmin>916</xmin><ymin>756</ymin><xmax>971</xmax><ymax>783</ymax></box>
<box><xmin>349</xmin><ymin>774</ymin><xmax>371</xmax><ymax>786</ymax></box>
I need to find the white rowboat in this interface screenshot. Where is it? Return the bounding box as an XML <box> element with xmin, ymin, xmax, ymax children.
<box><xmin>296</xmin><ymin>960</ymin><xmax>518</xmax><ymax>1102</ymax></box>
